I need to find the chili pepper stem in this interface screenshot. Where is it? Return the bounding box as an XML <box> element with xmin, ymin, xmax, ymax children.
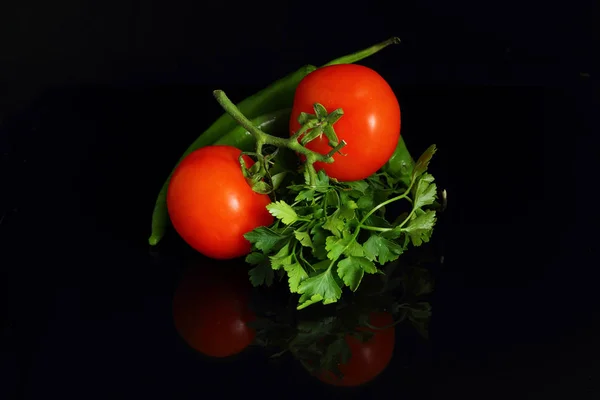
<box><xmin>213</xmin><ymin>90</ymin><xmax>346</xmax><ymax>187</ymax></box>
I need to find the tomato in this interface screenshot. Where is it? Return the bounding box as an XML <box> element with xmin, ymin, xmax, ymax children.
<box><xmin>167</xmin><ymin>145</ymin><xmax>274</xmax><ymax>259</ymax></box>
<box><xmin>172</xmin><ymin>264</ymin><xmax>256</xmax><ymax>358</ymax></box>
<box><xmin>317</xmin><ymin>312</ymin><xmax>395</xmax><ymax>387</ymax></box>
<box><xmin>290</xmin><ymin>64</ymin><xmax>401</xmax><ymax>182</ymax></box>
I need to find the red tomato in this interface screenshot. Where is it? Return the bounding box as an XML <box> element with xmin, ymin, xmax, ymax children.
<box><xmin>172</xmin><ymin>264</ymin><xmax>256</xmax><ymax>358</ymax></box>
<box><xmin>318</xmin><ymin>312</ymin><xmax>395</xmax><ymax>387</ymax></box>
<box><xmin>167</xmin><ymin>145</ymin><xmax>274</xmax><ymax>259</ymax></box>
<box><xmin>290</xmin><ymin>64</ymin><xmax>401</xmax><ymax>182</ymax></box>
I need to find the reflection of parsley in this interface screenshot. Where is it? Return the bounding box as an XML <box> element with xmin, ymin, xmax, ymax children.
<box><xmin>246</xmin><ymin>145</ymin><xmax>439</xmax><ymax>309</ymax></box>
<box><xmin>250</xmin><ymin>251</ymin><xmax>436</xmax><ymax>376</ymax></box>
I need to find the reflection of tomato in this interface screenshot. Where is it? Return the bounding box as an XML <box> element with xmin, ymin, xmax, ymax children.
<box><xmin>318</xmin><ymin>312</ymin><xmax>395</xmax><ymax>387</ymax></box>
<box><xmin>172</xmin><ymin>264</ymin><xmax>256</xmax><ymax>358</ymax></box>
<box><xmin>167</xmin><ymin>145</ymin><xmax>273</xmax><ymax>260</ymax></box>
<box><xmin>290</xmin><ymin>64</ymin><xmax>401</xmax><ymax>182</ymax></box>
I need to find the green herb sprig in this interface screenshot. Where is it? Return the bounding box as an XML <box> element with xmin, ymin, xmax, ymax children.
<box><xmin>245</xmin><ymin>147</ymin><xmax>438</xmax><ymax>310</ymax></box>
<box><xmin>214</xmin><ymin>91</ymin><xmax>439</xmax><ymax>310</ymax></box>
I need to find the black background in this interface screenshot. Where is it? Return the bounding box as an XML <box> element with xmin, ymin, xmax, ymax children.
<box><xmin>1</xmin><ymin>1</ymin><xmax>597</xmax><ymax>399</ymax></box>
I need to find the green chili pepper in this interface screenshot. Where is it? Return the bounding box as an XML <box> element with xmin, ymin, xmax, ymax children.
<box><xmin>322</xmin><ymin>37</ymin><xmax>401</xmax><ymax>66</ymax></box>
<box><xmin>383</xmin><ymin>135</ymin><xmax>415</xmax><ymax>187</ymax></box>
<box><xmin>149</xmin><ymin>37</ymin><xmax>402</xmax><ymax>246</ymax></box>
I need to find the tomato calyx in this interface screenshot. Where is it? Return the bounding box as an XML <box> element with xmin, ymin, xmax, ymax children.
<box><xmin>213</xmin><ymin>90</ymin><xmax>347</xmax><ymax>190</ymax></box>
<box><xmin>296</xmin><ymin>103</ymin><xmax>345</xmax><ymax>152</ymax></box>
<box><xmin>238</xmin><ymin>149</ymin><xmax>285</xmax><ymax>195</ymax></box>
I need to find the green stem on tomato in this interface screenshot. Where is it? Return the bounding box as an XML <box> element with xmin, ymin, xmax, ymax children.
<box><xmin>290</xmin><ymin>120</ymin><xmax>316</xmax><ymax>141</ymax></box>
<box><xmin>213</xmin><ymin>90</ymin><xmax>347</xmax><ymax>187</ymax></box>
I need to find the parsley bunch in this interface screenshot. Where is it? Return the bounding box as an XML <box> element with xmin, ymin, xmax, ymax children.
<box><xmin>245</xmin><ymin>145</ymin><xmax>439</xmax><ymax>310</ymax></box>
<box><xmin>212</xmin><ymin>90</ymin><xmax>440</xmax><ymax>310</ymax></box>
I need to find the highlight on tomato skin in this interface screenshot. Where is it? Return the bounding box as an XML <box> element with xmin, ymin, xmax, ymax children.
<box><xmin>290</xmin><ymin>64</ymin><xmax>401</xmax><ymax>182</ymax></box>
<box><xmin>316</xmin><ymin>312</ymin><xmax>396</xmax><ymax>387</ymax></box>
<box><xmin>172</xmin><ymin>262</ymin><xmax>256</xmax><ymax>358</ymax></box>
<box><xmin>166</xmin><ymin>145</ymin><xmax>274</xmax><ymax>260</ymax></box>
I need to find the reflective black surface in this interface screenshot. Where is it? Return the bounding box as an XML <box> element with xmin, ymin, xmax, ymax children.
<box><xmin>3</xmin><ymin>81</ymin><xmax>595</xmax><ymax>398</ymax></box>
<box><xmin>1</xmin><ymin>3</ymin><xmax>596</xmax><ymax>399</ymax></box>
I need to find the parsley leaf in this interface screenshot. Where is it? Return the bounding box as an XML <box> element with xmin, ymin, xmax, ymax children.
<box><xmin>267</xmin><ymin>201</ymin><xmax>299</xmax><ymax>225</ymax></box>
<box><xmin>325</xmin><ymin>190</ymin><xmax>339</xmax><ymax>206</ymax></box>
<box><xmin>337</xmin><ymin>256</ymin><xmax>377</xmax><ymax>291</ymax></box>
<box><xmin>339</xmin><ymin>200</ymin><xmax>358</xmax><ymax>220</ymax></box>
<box><xmin>297</xmin><ymin>269</ymin><xmax>342</xmax><ymax>309</ymax></box>
<box><xmin>294</xmin><ymin>231</ymin><xmax>314</xmax><ymax>249</ymax></box>
<box><xmin>310</xmin><ymin>227</ymin><xmax>329</xmax><ymax>259</ymax></box>
<box><xmin>295</xmin><ymin>189</ymin><xmax>315</xmax><ymax>202</ymax></box>
<box><xmin>343</xmin><ymin>240</ymin><xmax>364</xmax><ymax>257</ymax></box>
<box><xmin>247</xmin><ymin>252</ymin><xmax>274</xmax><ymax>287</ymax></box>
<box><xmin>314</xmin><ymin>170</ymin><xmax>330</xmax><ymax>192</ymax></box>
<box><xmin>323</xmin><ymin>210</ymin><xmax>345</xmax><ymax>237</ymax></box>
<box><xmin>402</xmin><ymin>210</ymin><xmax>436</xmax><ymax>246</ymax></box>
<box><xmin>325</xmin><ymin>235</ymin><xmax>353</xmax><ymax>261</ymax></box>
<box><xmin>284</xmin><ymin>261</ymin><xmax>308</xmax><ymax>293</ymax></box>
<box><xmin>413</xmin><ymin>144</ymin><xmax>437</xmax><ymax>179</ymax></box>
<box><xmin>244</xmin><ymin>227</ymin><xmax>287</xmax><ymax>253</ymax></box>
<box><xmin>246</xmin><ymin>251</ymin><xmax>267</xmax><ymax>265</ymax></box>
<box><xmin>356</xmin><ymin>188</ymin><xmax>374</xmax><ymax>210</ymax></box>
<box><xmin>363</xmin><ymin>235</ymin><xmax>405</xmax><ymax>264</ymax></box>
<box><xmin>269</xmin><ymin>239</ymin><xmax>293</xmax><ymax>270</ymax></box>
<box><xmin>344</xmin><ymin>180</ymin><xmax>369</xmax><ymax>193</ymax></box>
<box><xmin>311</xmin><ymin>259</ymin><xmax>331</xmax><ymax>271</ymax></box>
<box><xmin>413</xmin><ymin>173</ymin><xmax>437</xmax><ymax>209</ymax></box>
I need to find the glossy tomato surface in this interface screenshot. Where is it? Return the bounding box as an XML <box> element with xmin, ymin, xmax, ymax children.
<box><xmin>167</xmin><ymin>145</ymin><xmax>273</xmax><ymax>259</ymax></box>
<box><xmin>290</xmin><ymin>64</ymin><xmax>401</xmax><ymax>182</ymax></box>
<box><xmin>318</xmin><ymin>311</ymin><xmax>395</xmax><ymax>387</ymax></box>
<box><xmin>172</xmin><ymin>264</ymin><xmax>256</xmax><ymax>358</ymax></box>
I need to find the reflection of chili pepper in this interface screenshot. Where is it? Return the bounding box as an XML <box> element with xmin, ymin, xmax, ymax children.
<box><xmin>149</xmin><ymin>37</ymin><xmax>402</xmax><ymax>246</ymax></box>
